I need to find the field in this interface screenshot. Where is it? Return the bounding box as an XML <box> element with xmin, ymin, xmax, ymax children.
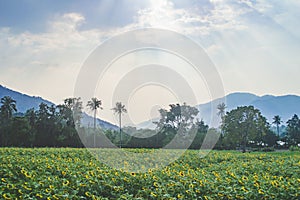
<box><xmin>1</xmin><ymin>148</ymin><xmax>299</xmax><ymax>199</ymax></box>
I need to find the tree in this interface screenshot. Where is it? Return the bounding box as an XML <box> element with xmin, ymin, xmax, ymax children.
<box><xmin>272</xmin><ymin>115</ymin><xmax>282</xmax><ymax>137</ymax></box>
<box><xmin>87</xmin><ymin>98</ymin><xmax>102</xmax><ymax>147</ymax></box>
<box><xmin>24</xmin><ymin>108</ymin><xmax>37</xmax><ymax>146</ymax></box>
<box><xmin>57</xmin><ymin>98</ymin><xmax>83</xmax><ymax>147</ymax></box>
<box><xmin>112</xmin><ymin>102</ymin><xmax>127</xmax><ymax>148</ymax></box>
<box><xmin>217</xmin><ymin>102</ymin><xmax>226</xmax><ymax>148</ymax></box>
<box><xmin>217</xmin><ymin>102</ymin><xmax>226</xmax><ymax>120</ymax></box>
<box><xmin>189</xmin><ymin>119</ymin><xmax>209</xmax><ymax>149</ymax></box>
<box><xmin>155</xmin><ymin>103</ymin><xmax>199</xmax><ymax>148</ymax></box>
<box><xmin>286</xmin><ymin>114</ymin><xmax>300</xmax><ymax>145</ymax></box>
<box><xmin>0</xmin><ymin>96</ymin><xmax>17</xmax><ymax>146</ymax></box>
<box><xmin>0</xmin><ymin>96</ymin><xmax>17</xmax><ymax>121</ymax></box>
<box><xmin>58</xmin><ymin>98</ymin><xmax>83</xmax><ymax>128</ymax></box>
<box><xmin>217</xmin><ymin>102</ymin><xmax>226</xmax><ymax>131</ymax></box>
<box><xmin>156</xmin><ymin>103</ymin><xmax>199</xmax><ymax>132</ymax></box>
<box><xmin>9</xmin><ymin>117</ymin><xmax>32</xmax><ymax>147</ymax></box>
<box><xmin>263</xmin><ymin>129</ymin><xmax>279</xmax><ymax>147</ymax></box>
<box><xmin>223</xmin><ymin>106</ymin><xmax>269</xmax><ymax>152</ymax></box>
<box><xmin>35</xmin><ymin>103</ymin><xmax>58</xmax><ymax>146</ymax></box>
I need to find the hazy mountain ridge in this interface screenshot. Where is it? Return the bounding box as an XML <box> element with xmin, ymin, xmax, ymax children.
<box><xmin>138</xmin><ymin>92</ymin><xmax>300</xmax><ymax>129</ymax></box>
<box><xmin>0</xmin><ymin>85</ymin><xmax>54</xmax><ymax>113</ymax></box>
<box><xmin>1</xmin><ymin>85</ymin><xmax>299</xmax><ymax>130</ymax></box>
<box><xmin>0</xmin><ymin>85</ymin><xmax>117</xmax><ymax>130</ymax></box>
<box><xmin>197</xmin><ymin>92</ymin><xmax>300</xmax><ymax>126</ymax></box>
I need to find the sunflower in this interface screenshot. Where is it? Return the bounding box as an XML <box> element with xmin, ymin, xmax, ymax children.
<box><xmin>130</xmin><ymin>172</ymin><xmax>136</xmax><ymax>177</ymax></box>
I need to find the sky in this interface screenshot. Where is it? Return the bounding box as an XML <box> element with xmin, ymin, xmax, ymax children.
<box><xmin>0</xmin><ymin>0</ymin><xmax>300</xmax><ymax>125</ymax></box>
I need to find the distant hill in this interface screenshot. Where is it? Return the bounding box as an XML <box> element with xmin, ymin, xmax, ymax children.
<box><xmin>0</xmin><ymin>85</ymin><xmax>117</xmax><ymax>130</ymax></box>
<box><xmin>0</xmin><ymin>85</ymin><xmax>54</xmax><ymax>113</ymax></box>
<box><xmin>138</xmin><ymin>92</ymin><xmax>300</xmax><ymax>129</ymax></box>
<box><xmin>1</xmin><ymin>85</ymin><xmax>299</xmax><ymax>130</ymax></box>
<box><xmin>197</xmin><ymin>92</ymin><xmax>300</xmax><ymax>127</ymax></box>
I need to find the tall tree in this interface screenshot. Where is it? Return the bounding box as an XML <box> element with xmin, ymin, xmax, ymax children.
<box><xmin>155</xmin><ymin>103</ymin><xmax>199</xmax><ymax>148</ymax></box>
<box><xmin>223</xmin><ymin>106</ymin><xmax>269</xmax><ymax>152</ymax></box>
<box><xmin>87</xmin><ymin>98</ymin><xmax>102</xmax><ymax>147</ymax></box>
<box><xmin>272</xmin><ymin>115</ymin><xmax>282</xmax><ymax>137</ymax></box>
<box><xmin>217</xmin><ymin>102</ymin><xmax>226</xmax><ymax>146</ymax></box>
<box><xmin>34</xmin><ymin>103</ymin><xmax>61</xmax><ymax>147</ymax></box>
<box><xmin>0</xmin><ymin>96</ymin><xmax>17</xmax><ymax>121</ymax></box>
<box><xmin>58</xmin><ymin>97</ymin><xmax>83</xmax><ymax>128</ymax></box>
<box><xmin>286</xmin><ymin>114</ymin><xmax>300</xmax><ymax>145</ymax></box>
<box><xmin>57</xmin><ymin>98</ymin><xmax>83</xmax><ymax>147</ymax></box>
<box><xmin>217</xmin><ymin>102</ymin><xmax>226</xmax><ymax>120</ymax></box>
<box><xmin>112</xmin><ymin>102</ymin><xmax>127</xmax><ymax>148</ymax></box>
<box><xmin>0</xmin><ymin>96</ymin><xmax>17</xmax><ymax>146</ymax></box>
<box><xmin>156</xmin><ymin>103</ymin><xmax>199</xmax><ymax>132</ymax></box>
<box><xmin>9</xmin><ymin>117</ymin><xmax>32</xmax><ymax>147</ymax></box>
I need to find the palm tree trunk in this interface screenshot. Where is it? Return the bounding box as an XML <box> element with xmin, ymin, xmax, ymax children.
<box><xmin>94</xmin><ymin>109</ymin><xmax>96</xmax><ymax>148</ymax></box>
<box><xmin>119</xmin><ymin>113</ymin><xmax>122</xmax><ymax>148</ymax></box>
<box><xmin>277</xmin><ymin>124</ymin><xmax>279</xmax><ymax>138</ymax></box>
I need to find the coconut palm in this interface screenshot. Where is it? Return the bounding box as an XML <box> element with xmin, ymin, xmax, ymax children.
<box><xmin>217</xmin><ymin>102</ymin><xmax>226</xmax><ymax>134</ymax></box>
<box><xmin>112</xmin><ymin>102</ymin><xmax>127</xmax><ymax>148</ymax></box>
<box><xmin>272</xmin><ymin>115</ymin><xmax>282</xmax><ymax>137</ymax></box>
<box><xmin>86</xmin><ymin>98</ymin><xmax>102</xmax><ymax>147</ymax></box>
<box><xmin>0</xmin><ymin>96</ymin><xmax>17</xmax><ymax>121</ymax></box>
<box><xmin>217</xmin><ymin>102</ymin><xmax>226</xmax><ymax>119</ymax></box>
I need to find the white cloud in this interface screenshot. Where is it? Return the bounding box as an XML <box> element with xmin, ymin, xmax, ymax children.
<box><xmin>131</xmin><ymin>0</ymin><xmax>249</xmax><ymax>36</ymax></box>
<box><xmin>0</xmin><ymin>0</ymin><xmax>300</xmax><ymax>108</ymax></box>
<box><xmin>0</xmin><ymin>13</ymin><xmax>108</xmax><ymax>103</ymax></box>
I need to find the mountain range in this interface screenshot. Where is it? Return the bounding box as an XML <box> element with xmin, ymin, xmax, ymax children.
<box><xmin>139</xmin><ymin>93</ymin><xmax>300</xmax><ymax>129</ymax></box>
<box><xmin>1</xmin><ymin>85</ymin><xmax>300</xmax><ymax>130</ymax></box>
<box><xmin>0</xmin><ymin>85</ymin><xmax>117</xmax><ymax>130</ymax></box>
<box><xmin>197</xmin><ymin>92</ymin><xmax>300</xmax><ymax>128</ymax></box>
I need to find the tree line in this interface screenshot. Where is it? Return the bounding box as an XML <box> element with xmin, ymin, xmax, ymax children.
<box><xmin>0</xmin><ymin>96</ymin><xmax>299</xmax><ymax>150</ymax></box>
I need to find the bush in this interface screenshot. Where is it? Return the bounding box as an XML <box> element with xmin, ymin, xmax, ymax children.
<box><xmin>289</xmin><ymin>145</ymin><xmax>300</xmax><ymax>151</ymax></box>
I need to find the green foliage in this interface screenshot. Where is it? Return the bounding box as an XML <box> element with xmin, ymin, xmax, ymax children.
<box><xmin>262</xmin><ymin>129</ymin><xmax>279</xmax><ymax>147</ymax></box>
<box><xmin>8</xmin><ymin>117</ymin><xmax>32</xmax><ymax>147</ymax></box>
<box><xmin>289</xmin><ymin>145</ymin><xmax>300</xmax><ymax>151</ymax></box>
<box><xmin>1</xmin><ymin>95</ymin><xmax>299</xmax><ymax>150</ymax></box>
<box><xmin>0</xmin><ymin>96</ymin><xmax>17</xmax><ymax>121</ymax></box>
<box><xmin>272</xmin><ymin>115</ymin><xmax>282</xmax><ymax>137</ymax></box>
<box><xmin>222</xmin><ymin>106</ymin><xmax>269</xmax><ymax>152</ymax></box>
<box><xmin>154</xmin><ymin>103</ymin><xmax>199</xmax><ymax>148</ymax></box>
<box><xmin>112</xmin><ymin>102</ymin><xmax>127</xmax><ymax>148</ymax></box>
<box><xmin>0</xmin><ymin>148</ymin><xmax>299</xmax><ymax>199</ymax></box>
<box><xmin>286</xmin><ymin>114</ymin><xmax>300</xmax><ymax>145</ymax></box>
<box><xmin>0</xmin><ymin>97</ymin><xmax>83</xmax><ymax>147</ymax></box>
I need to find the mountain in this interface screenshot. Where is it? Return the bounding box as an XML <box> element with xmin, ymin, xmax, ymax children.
<box><xmin>138</xmin><ymin>92</ymin><xmax>300</xmax><ymax>129</ymax></box>
<box><xmin>0</xmin><ymin>85</ymin><xmax>117</xmax><ymax>130</ymax></box>
<box><xmin>1</xmin><ymin>85</ymin><xmax>299</xmax><ymax>130</ymax></box>
<box><xmin>197</xmin><ymin>92</ymin><xmax>300</xmax><ymax>127</ymax></box>
<box><xmin>0</xmin><ymin>85</ymin><xmax>54</xmax><ymax>113</ymax></box>
<box><xmin>81</xmin><ymin>113</ymin><xmax>118</xmax><ymax>130</ymax></box>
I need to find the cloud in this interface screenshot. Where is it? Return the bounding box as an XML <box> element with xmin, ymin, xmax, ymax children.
<box><xmin>132</xmin><ymin>0</ymin><xmax>249</xmax><ymax>36</ymax></box>
<box><xmin>0</xmin><ymin>0</ymin><xmax>300</xmax><ymax>107</ymax></box>
<box><xmin>0</xmin><ymin>12</ymin><xmax>107</xmax><ymax>102</ymax></box>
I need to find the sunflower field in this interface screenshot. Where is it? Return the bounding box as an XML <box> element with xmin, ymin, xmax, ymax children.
<box><xmin>0</xmin><ymin>148</ymin><xmax>299</xmax><ymax>199</ymax></box>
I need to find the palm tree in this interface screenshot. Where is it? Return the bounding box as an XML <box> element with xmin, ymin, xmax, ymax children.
<box><xmin>272</xmin><ymin>115</ymin><xmax>282</xmax><ymax>137</ymax></box>
<box><xmin>0</xmin><ymin>96</ymin><xmax>17</xmax><ymax>121</ymax></box>
<box><xmin>112</xmin><ymin>102</ymin><xmax>127</xmax><ymax>148</ymax></box>
<box><xmin>217</xmin><ymin>102</ymin><xmax>226</xmax><ymax>118</ymax></box>
<box><xmin>217</xmin><ymin>102</ymin><xmax>226</xmax><ymax>134</ymax></box>
<box><xmin>0</xmin><ymin>96</ymin><xmax>17</xmax><ymax>146</ymax></box>
<box><xmin>86</xmin><ymin>98</ymin><xmax>103</xmax><ymax>147</ymax></box>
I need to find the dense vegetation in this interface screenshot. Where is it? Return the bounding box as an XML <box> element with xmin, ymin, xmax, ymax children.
<box><xmin>0</xmin><ymin>96</ymin><xmax>299</xmax><ymax>149</ymax></box>
<box><xmin>1</xmin><ymin>148</ymin><xmax>299</xmax><ymax>199</ymax></box>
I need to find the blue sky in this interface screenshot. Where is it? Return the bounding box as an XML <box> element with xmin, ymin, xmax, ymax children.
<box><xmin>0</xmin><ymin>0</ymin><xmax>300</xmax><ymax>124</ymax></box>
